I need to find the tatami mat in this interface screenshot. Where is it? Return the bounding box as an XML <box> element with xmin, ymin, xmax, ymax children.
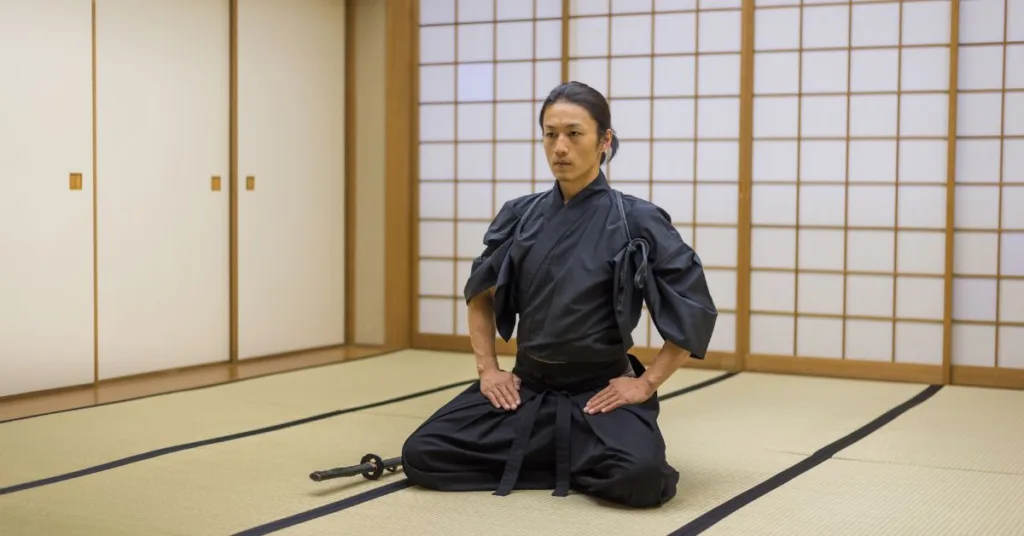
<box><xmin>3</xmin><ymin>349</ymin><xmax>1019</xmax><ymax>536</ymax></box>
<box><xmin>0</xmin><ymin>350</ymin><xmax>495</xmax><ymax>488</ymax></box>
<box><xmin>279</xmin><ymin>447</ymin><xmax>806</xmax><ymax>536</ymax></box>
<box><xmin>701</xmin><ymin>458</ymin><xmax>1024</xmax><ymax>535</ymax></box>
<box><xmin>836</xmin><ymin>385</ymin><xmax>1024</xmax><ymax>475</ymax></box>
<box><xmin>0</xmin><ymin>409</ymin><xmax>432</xmax><ymax>535</ymax></box>
<box><xmin>0</xmin><ymin>366</ymin><xmax>732</xmax><ymax>535</ymax></box>
<box><xmin>645</xmin><ymin>372</ymin><xmax>925</xmax><ymax>455</ymax></box>
<box><xmin>256</xmin><ymin>373</ymin><xmax>931</xmax><ymax>535</ymax></box>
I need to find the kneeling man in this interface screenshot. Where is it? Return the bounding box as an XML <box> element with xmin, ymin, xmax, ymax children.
<box><xmin>401</xmin><ymin>82</ymin><xmax>717</xmax><ymax>508</ymax></box>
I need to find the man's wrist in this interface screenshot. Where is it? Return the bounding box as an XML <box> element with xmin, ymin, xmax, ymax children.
<box><xmin>638</xmin><ymin>373</ymin><xmax>660</xmax><ymax>395</ymax></box>
<box><xmin>475</xmin><ymin>356</ymin><xmax>500</xmax><ymax>375</ymax></box>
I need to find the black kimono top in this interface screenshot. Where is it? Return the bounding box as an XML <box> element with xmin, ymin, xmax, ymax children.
<box><xmin>463</xmin><ymin>171</ymin><xmax>718</xmax><ymax>365</ymax></box>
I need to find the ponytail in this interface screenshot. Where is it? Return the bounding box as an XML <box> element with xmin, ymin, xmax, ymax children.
<box><xmin>601</xmin><ymin>129</ymin><xmax>619</xmax><ymax>165</ymax></box>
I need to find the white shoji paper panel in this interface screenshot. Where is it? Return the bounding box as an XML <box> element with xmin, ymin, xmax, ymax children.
<box><xmin>750</xmin><ymin>0</ymin><xmax>952</xmax><ymax>365</ymax></box>
<box><xmin>951</xmin><ymin>0</ymin><xmax>1024</xmax><ymax>369</ymax></box>
<box><xmin>418</xmin><ymin>0</ymin><xmax>563</xmax><ymax>336</ymax></box>
<box><xmin>566</xmin><ymin>0</ymin><xmax>742</xmax><ymax>354</ymax></box>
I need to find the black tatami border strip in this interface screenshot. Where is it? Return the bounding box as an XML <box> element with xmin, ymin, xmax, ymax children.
<box><xmin>659</xmin><ymin>371</ymin><xmax>738</xmax><ymax>402</ymax></box>
<box><xmin>233</xmin><ymin>480</ymin><xmax>416</xmax><ymax>536</ymax></box>
<box><xmin>0</xmin><ymin>348</ymin><xmax>402</xmax><ymax>425</ymax></box>
<box><xmin>0</xmin><ymin>377</ymin><xmax>475</xmax><ymax>496</ymax></box>
<box><xmin>667</xmin><ymin>383</ymin><xmax>944</xmax><ymax>536</ymax></box>
<box><xmin>230</xmin><ymin>371</ymin><xmax>741</xmax><ymax>536</ymax></box>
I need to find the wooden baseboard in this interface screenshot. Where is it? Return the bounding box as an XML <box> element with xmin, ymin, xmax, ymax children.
<box><xmin>951</xmin><ymin>365</ymin><xmax>1024</xmax><ymax>390</ymax></box>
<box><xmin>747</xmin><ymin>353</ymin><xmax>944</xmax><ymax>384</ymax></box>
<box><xmin>0</xmin><ymin>345</ymin><xmax>392</xmax><ymax>422</ymax></box>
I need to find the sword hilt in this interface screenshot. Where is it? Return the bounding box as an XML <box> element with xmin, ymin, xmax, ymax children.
<box><xmin>309</xmin><ymin>453</ymin><xmax>402</xmax><ymax>482</ymax></box>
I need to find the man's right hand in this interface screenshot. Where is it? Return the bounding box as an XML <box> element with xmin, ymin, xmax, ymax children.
<box><xmin>479</xmin><ymin>368</ymin><xmax>521</xmax><ymax>411</ymax></box>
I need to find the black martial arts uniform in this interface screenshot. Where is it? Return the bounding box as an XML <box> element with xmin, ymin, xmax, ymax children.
<box><xmin>402</xmin><ymin>171</ymin><xmax>717</xmax><ymax>508</ymax></box>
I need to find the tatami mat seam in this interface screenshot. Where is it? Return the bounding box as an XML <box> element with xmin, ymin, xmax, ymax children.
<box><xmin>829</xmin><ymin>455</ymin><xmax>1024</xmax><ymax>478</ymax></box>
<box><xmin>757</xmin><ymin>448</ymin><xmax>1024</xmax><ymax>477</ymax></box>
<box><xmin>227</xmin><ymin>371</ymin><xmax>742</xmax><ymax>536</ymax></box>
<box><xmin>0</xmin><ymin>348</ymin><xmax>402</xmax><ymax>425</ymax></box>
<box><xmin>0</xmin><ymin>378</ymin><xmax>474</xmax><ymax>496</ymax></box>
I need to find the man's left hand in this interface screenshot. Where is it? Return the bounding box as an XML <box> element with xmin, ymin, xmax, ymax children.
<box><xmin>583</xmin><ymin>377</ymin><xmax>655</xmax><ymax>415</ymax></box>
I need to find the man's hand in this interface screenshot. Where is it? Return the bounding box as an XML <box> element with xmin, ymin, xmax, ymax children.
<box><xmin>479</xmin><ymin>368</ymin><xmax>521</xmax><ymax>411</ymax></box>
<box><xmin>583</xmin><ymin>377</ymin><xmax>654</xmax><ymax>415</ymax></box>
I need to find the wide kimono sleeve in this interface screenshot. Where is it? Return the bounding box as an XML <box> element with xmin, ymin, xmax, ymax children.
<box><xmin>462</xmin><ymin>199</ymin><xmax>522</xmax><ymax>304</ymax></box>
<box><xmin>462</xmin><ymin>198</ymin><xmax>530</xmax><ymax>341</ymax></box>
<box><xmin>633</xmin><ymin>203</ymin><xmax>718</xmax><ymax>359</ymax></box>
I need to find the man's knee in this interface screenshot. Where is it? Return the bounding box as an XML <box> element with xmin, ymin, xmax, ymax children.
<box><xmin>403</xmin><ymin>428</ymin><xmax>452</xmax><ymax>491</ymax></box>
<box><xmin>401</xmin><ymin>427</ymin><xmax>435</xmax><ymax>476</ymax></box>
<box><xmin>602</xmin><ymin>456</ymin><xmax>679</xmax><ymax>508</ymax></box>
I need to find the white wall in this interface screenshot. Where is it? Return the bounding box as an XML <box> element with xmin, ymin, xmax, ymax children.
<box><xmin>0</xmin><ymin>0</ymin><xmax>348</xmax><ymax>397</ymax></box>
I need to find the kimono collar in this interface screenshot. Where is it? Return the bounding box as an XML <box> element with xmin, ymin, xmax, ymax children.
<box><xmin>548</xmin><ymin>170</ymin><xmax>610</xmax><ymax>209</ymax></box>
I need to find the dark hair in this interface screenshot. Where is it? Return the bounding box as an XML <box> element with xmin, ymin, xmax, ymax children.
<box><xmin>538</xmin><ymin>81</ymin><xmax>620</xmax><ymax>165</ymax></box>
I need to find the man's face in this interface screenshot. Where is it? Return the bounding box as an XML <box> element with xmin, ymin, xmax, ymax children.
<box><xmin>541</xmin><ymin>102</ymin><xmax>609</xmax><ymax>183</ymax></box>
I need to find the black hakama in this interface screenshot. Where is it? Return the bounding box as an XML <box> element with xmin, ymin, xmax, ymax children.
<box><xmin>401</xmin><ymin>172</ymin><xmax>717</xmax><ymax>508</ymax></box>
<box><xmin>402</xmin><ymin>354</ymin><xmax>679</xmax><ymax>508</ymax></box>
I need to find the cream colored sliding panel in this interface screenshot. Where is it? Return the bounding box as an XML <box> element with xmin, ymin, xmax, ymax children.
<box><xmin>951</xmin><ymin>0</ymin><xmax>1024</xmax><ymax>372</ymax></box>
<box><xmin>748</xmin><ymin>0</ymin><xmax>951</xmax><ymax>381</ymax></box>
<box><xmin>566</xmin><ymin>0</ymin><xmax>741</xmax><ymax>363</ymax></box>
<box><xmin>95</xmin><ymin>0</ymin><xmax>231</xmax><ymax>379</ymax></box>
<box><xmin>416</xmin><ymin>0</ymin><xmax>563</xmax><ymax>342</ymax></box>
<box><xmin>0</xmin><ymin>0</ymin><xmax>94</xmax><ymax>396</ymax></box>
<box><xmin>237</xmin><ymin>0</ymin><xmax>346</xmax><ymax>359</ymax></box>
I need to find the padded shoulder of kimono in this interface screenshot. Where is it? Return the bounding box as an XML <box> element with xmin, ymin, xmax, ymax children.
<box><xmin>463</xmin><ymin>191</ymin><xmax>548</xmax><ymax>304</ymax></box>
<box><xmin>616</xmin><ymin>192</ymin><xmax>694</xmax><ymax>267</ymax></box>
<box><xmin>616</xmin><ymin>192</ymin><xmax>718</xmax><ymax>358</ymax></box>
<box><xmin>481</xmin><ymin>191</ymin><xmax>548</xmax><ymax>246</ymax></box>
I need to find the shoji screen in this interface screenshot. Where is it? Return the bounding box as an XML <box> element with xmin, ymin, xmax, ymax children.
<box><xmin>747</xmin><ymin>0</ymin><xmax>952</xmax><ymax>380</ymax></box>
<box><xmin>416</xmin><ymin>0</ymin><xmax>563</xmax><ymax>345</ymax></box>
<box><xmin>566</xmin><ymin>0</ymin><xmax>742</xmax><ymax>366</ymax></box>
<box><xmin>952</xmin><ymin>0</ymin><xmax>1024</xmax><ymax>379</ymax></box>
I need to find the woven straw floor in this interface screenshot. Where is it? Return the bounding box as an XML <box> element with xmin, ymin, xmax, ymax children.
<box><xmin>1</xmin><ymin>350</ymin><xmax>1021</xmax><ymax>535</ymax></box>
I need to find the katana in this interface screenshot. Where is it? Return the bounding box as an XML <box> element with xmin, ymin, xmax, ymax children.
<box><xmin>309</xmin><ymin>453</ymin><xmax>402</xmax><ymax>482</ymax></box>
